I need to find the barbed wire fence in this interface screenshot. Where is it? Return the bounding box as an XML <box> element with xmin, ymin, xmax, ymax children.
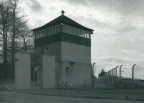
<box><xmin>104</xmin><ymin>64</ymin><xmax>144</xmax><ymax>89</ymax></box>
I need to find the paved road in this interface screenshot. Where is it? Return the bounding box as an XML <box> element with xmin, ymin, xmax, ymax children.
<box><xmin>0</xmin><ymin>91</ymin><xmax>143</xmax><ymax>103</ymax></box>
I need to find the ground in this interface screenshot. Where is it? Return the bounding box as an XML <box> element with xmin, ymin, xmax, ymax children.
<box><xmin>0</xmin><ymin>91</ymin><xmax>144</xmax><ymax>103</ymax></box>
<box><xmin>0</xmin><ymin>79</ymin><xmax>144</xmax><ymax>103</ymax></box>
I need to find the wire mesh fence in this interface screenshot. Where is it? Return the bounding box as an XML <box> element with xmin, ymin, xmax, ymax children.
<box><xmin>104</xmin><ymin>64</ymin><xmax>144</xmax><ymax>89</ymax></box>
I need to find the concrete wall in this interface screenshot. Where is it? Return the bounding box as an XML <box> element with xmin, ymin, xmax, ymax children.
<box><xmin>34</xmin><ymin>41</ymin><xmax>92</xmax><ymax>87</ymax></box>
<box><xmin>55</xmin><ymin>61</ymin><xmax>62</xmax><ymax>82</ymax></box>
<box><xmin>15</xmin><ymin>53</ymin><xmax>31</xmax><ymax>89</ymax></box>
<box><xmin>71</xmin><ymin>63</ymin><xmax>91</xmax><ymax>85</ymax></box>
<box><xmin>35</xmin><ymin>42</ymin><xmax>91</xmax><ymax>64</ymax></box>
<box><xmin>61</xmin><ymin>41</ymin><xmax>91</xmax><ymax>64</ymax></box>
<box><xmin>59</xmin><ymin>61</ymin><xmax>91</xmax><ymax>86</ymax></box>
<box><xmin>35</xmin><ymin>42</ymin><xmax>61</xmax><ymax>61</ymax></box>
<box><xmin>42</xmin><ymin>55</ymin><xmax>55</xmax><ymax>88</ymax></box>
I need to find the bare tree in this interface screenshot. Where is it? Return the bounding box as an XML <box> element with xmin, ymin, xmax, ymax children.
<box><xmin>0</xmin><ymin>0</ymin><xmax>31</xmax><ymax>78</ymax></box>
<box><xmin>0</xmin><ymin>1</ymin><xmax>11</xmax><ymax>78</ymax></box>
<box><xmin>10</xmin><ymin>0</ymin><xmax>31</xmax><ymax>78</ymax></box>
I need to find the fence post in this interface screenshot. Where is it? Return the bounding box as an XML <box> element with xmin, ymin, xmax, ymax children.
<box><xmin>132</xmin><ymin>64</ymin><xmax>136</xmax><ymax>89</ymax></box>
<box><xmin>112</xmin><ymin>69</ymin><xmax>114</xmax><ymax>83</ymax></box>
<box><xmin>119</xmin><ymin>65</ymin><xmax>123</xmax><ymax>79</ymax></box>
<box><xmin>115</xmin><ymin>66</ymin><xmax>119</xmax><ymax>77</ymax></box>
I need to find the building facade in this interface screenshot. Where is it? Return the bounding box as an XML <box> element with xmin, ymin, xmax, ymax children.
<box><xmin>32</xmin><ymin>11</ymin><xmax>94</xmax><ymax>86</ymax></box>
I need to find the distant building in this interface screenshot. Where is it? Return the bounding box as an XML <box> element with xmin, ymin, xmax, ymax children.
<box><xmin>32</xmin><ymin>11</ymin><xmax>94</xmax><ymax>86</ymax></box>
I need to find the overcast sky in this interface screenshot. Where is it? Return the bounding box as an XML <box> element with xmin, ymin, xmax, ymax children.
<box><xmin>19</xmin><ymin>0</ymin><xmax>144</xmax><ymax>78</ymax></box>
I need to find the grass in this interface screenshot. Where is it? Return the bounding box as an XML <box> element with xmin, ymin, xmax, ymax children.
<box><xmin>0</xmin><ymin>79</ymin><xmax>14</xmax><ymax>85</ymax></box>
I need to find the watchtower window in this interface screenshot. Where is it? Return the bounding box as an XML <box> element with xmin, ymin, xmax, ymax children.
<box><xmin>65</xmin><ymin>25</ymin><xmax>68</xmax><ymax>33</ymax></box>
<box><xmin>45</xmin><ymin>46</ymin><xmax>50</xmax><ymax>55</ymax></box>
<box><xmin>50</xmin><ymin>28</ymin><xmax>53</xmax><ymax>35</ymax></box>
<box><xmin>48</xmin><ymin>28</ymin><xmax>50</xmax><ymax>35</ymax></box>
<box><xmin>56</xmin><ymin>25</ymin><xmax>60</xmax><ymax>33</ymax></box>
<box><xmin>44</xmin><ymin>29</ymin><xmax>46</xmax><ymax>36</ymax></box>
<box><xmin>66</xmin><ymin>67</ymin><xmax>70</xmax><ymax>75</ymax></box>
<box><xmin>53</xmin><ymin>27</ymin><xmax>56</xmax><ymax>34</ymax></box>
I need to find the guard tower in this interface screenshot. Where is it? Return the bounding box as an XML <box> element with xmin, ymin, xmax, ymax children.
<box><xmin>32</xmin><ymin>11</ymin><xmax>94</xmax><ymax>86</ymax></box>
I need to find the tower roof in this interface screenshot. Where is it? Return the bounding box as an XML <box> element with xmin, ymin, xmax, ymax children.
<box><xmin>32</xmin><ymin>14</ymin><xmax>94</xmax><ymax>32</ymax></box>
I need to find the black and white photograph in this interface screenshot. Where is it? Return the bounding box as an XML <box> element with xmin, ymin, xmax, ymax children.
<box><xmin>0</xmin><ymin>0</ymin><xmax>144</xmax><ymax>103</ymax></box>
